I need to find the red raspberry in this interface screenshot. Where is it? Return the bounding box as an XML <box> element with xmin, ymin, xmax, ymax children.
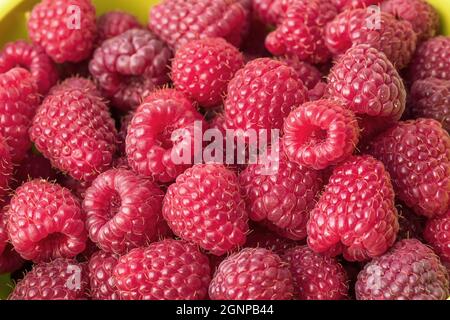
<box><xmin>49</xmin><ymin>77</ymin><xmax>100</xmax><ymax>97</ymax></box>
<box><xmin>84</xmin><ymin>168</ymin><xmax>164</xmax><ymax>254</ymax></box>
<box><xmin>397</xmin><ymin>202</ymin><xmax>425</xmax><ymax>241</ymax></box>
<box><xmin>424</xmin><ymin>210</ymin><xmax>450</xmax><ymax>266</ymax></box>
<box><xmin>355</xmin><ymin>239</ymin><xmax>449</xmax><ymax>300</ymax></box>
<box><xmin>245</xmin><ymin>225</ymin><xmax>299</xmax><ymax>254</ymax></box>
<box><xmin>0</xmin><ymin>135</ymin><xmax>13</xmax><ymax>202</ymax></box>
<box><xmin>307</xmin><ymin>155</ymin><xmax>399</xmax><ymax>262</ymax></box>
<box><xmin>252</xmin><ymin>0</ymin><xmax>282</xmax><ymax>25</ymax></box>
<box><xmin>172</xmin><ymin>38</ymin><xmax>244</xmax><ymax>108</ymax></box>
<box><xmin>331</xmin><ymin>0</ymin><xmax>381</xmax><ymax>11</ymax></box>
<box><xmin>224</xmin><ymin>58</ymin><xmax>308</xmax><ymax>132</ymax></box>
<box><xmin>126</xmin><ymin>89</ymin><xmax>204</xmax><ymax>183</ymax></box>
<box><xmin>209</xmin><ymin>248</ymin><xmax>294</xmax><ymax>300</ymax></box>
<box><xmin>88</xmin><ymin>251</ymin><xmax>119</xmax><ymax>300</ymax></box>
<box><xmin>325</xmin><ymin>10</ymin><xmax>417</xmax><ymax>69</ymax></box>
<box><xmin>0</xmin><ymin>41</ymin><xmax>58</xmax><ymax>95</ymax></box>
<box><xmin>279</xmin><ymin>56</ymin><xmax>322</xmax><ymax>90</ymax></box>
<box><xmin>30</xmin><ymin>88</ymin><xmax>117</xmax><ymax>182</ymax></box>
<box><xmin>309</xmin><ymin>81</ymin><xmax>327</xmax><ymax>102</ymax></box>
<box><xmin>0</xmin><ymin>68</ymin><xmax>40</xmax><ymax>163</ymax></box>
<box><xmin>283</xmin><ymin>99</ymin><xmax>360</xmax><ymax>170</ymax></box>
<box><xmin>14</xmin><ymin>151</ymin><xmax>58</xmax><ymax>186</ymax></box>
<box><xmin>163</xmin><ymin>164</ymin><xmax>249</xmax><ymax>256</ymax></box>
<box><xmin>368</xmin><ymin>119</ymin><xmax>450</xmax><ymax>218</ymax></box>
<box><xmin>114</xmin><ymin>239</ymin><xmax>211</xmax><ymax>300</ymax></box>
<box><xmin>266</xmin><ymin>0</ymin><xmax>338</xmax><ymax>64</ymax></box>
<box><xmin>7</xmin><ymin>180</ymin><xmax>87</xmax><ymax>262</ymax></box>
<box><xmin>96</xmin><ymin>11</ymin><xmax>142</xmax><ymax>45</ymax></box>
<box><xmin>89</xmin><ymin>29</ymin><xmax>172</xmax><ymax>111</ymax></box>
<box><xmin>284</xmin><ymin>245</ymin><xmax>348</xmax><ymax>300</ymax></box>
<box><xmin>148</xmin><ymin>0</ymin><xmax>249</xmax><ymax>50</ymax></box>
<box><xmin>9</xmin><ymin>258</ymin><xmax>89</xmax><ymax>300</ymax></box>
<box><xmin>27</xmin><ymin>0</ymin><xmax>97</xmax><ymax>63</ymax></box>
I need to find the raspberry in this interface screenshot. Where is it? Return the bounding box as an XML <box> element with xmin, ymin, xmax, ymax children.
<box><xmin>126</xmin><ymin>89</ymin><xmax>204</xmax><ymax>183</ymax></box>
<box><xmin>283</xmin><ymin>99</ymin><xmax>360</xmax><ymax>170</ymax></box>
<box><xmin>0</xmin><ymin>135</ymin><xmax>13</xmax><ymax>202</ymax></box>
<box><xmin>89</xmin><ymin>29</ymin><xmax>172</xmax><ymax>111</ymax></box>
<box><xmin>14</xmin><ymin>150</ymin><xmax>58</xmax><ymax>186</ymax></box>
<box><xmin>172</xmin><ymin>38</ymin><xmax>244</xmax><ymax>108</ymax></box>
<box><xmin>27</xmin><ymin>0</ymin><xmax>97</xmax><ymax>63</ymax></box>
<box><xmin>266</xmin><ymin>0</ymin><xmax>338</xmax><ymax>64</ymax></box>
<box><xmin>88</xmin><ymin>251</ymin><xmax>119</xmax><ymax>300</ymax></box>
<box><xmin>7</xmin><ymin>180</ymin><xmax>87</xmax><ymax>262</ymax></box>
<box><xmin>84</xmin><ymin>168</ymin><xmax>164</xmax><ymax>254</ymax></box>
<box><xmin>397</xmin><ymin>202</ymin><xmax>425</xmax><ymax>241</ymax></box>
<box><xmin>307</xmin><ymin>155</ymin><xmax>399</xmax><ymax>261</ymax></box>
<box><xmin>163</xmin><ymin>164</ymin><xmax>249</xmax><ymax>256</ymax></box>
<box><xmin>331</xmin><ymin>0</ymin><xmax>381</xmax><ymax>11</ymax></box>
<box><xmin>224</xmin><ymin>58</ymin><xmax>308</xmax><ymax>132</ymax></box>
<box><xmin>0</xmin><ymin>41</ymin><xmax>58</xmax><ymax>95</ymax></box>
<box><xmin>279</xmin><ymin>56</ymin><xmax>323</xmax><ymax>90</ymax></box>
<box><xmin>368</xmin><ymin>119</ymin><xmax>450</xmax><ymax>218</ymax></box>
<box><xmin>325</xmin><ymin>10</ymin><xmax>417</xmax><ymax>69</ymax></box>
<box><xmin>252</xmin><ymin>0</ymin><xmax>282</xmax><ymax>25</ymax></box>
<box><xmin>49</xmin><ymin>77</ymin><xmax>100</xmax><ymax>97</ymax></box>
<box><xmin>114</xmin><ymin>239</ymin><xmax>211</xmax><ymax>300</ymax></box>
<box><xmin>424</xmin><ymin>210</ymin><xmax>450</xmax><ymax>266</ymax></box>
<box><xmin>148</xmin><ymin>0</ymin><xmax>249</xmax><ymax>50</ymax></box>
<box><xmin>309</xmin><ymin>82</ymin><xmax>327</xmax><ymax>102</ymax></box>
<box><xmin>245</xmin><ymin>225</ymin><xmax>298</xmax><ymax>254</ymax></box>
<box><xmin>355</xmin><ymin>239</ymin><xmax>449</xmax><ymax>300</ymax></box>
<box><xmin>209</xmin><ymin>248</ymin><xmax>294</xmax><ymax>300</ymax></box>
<box><xmin>30</xmin><ymin>88</ymin><xmax>117</xmax><ymax>182</ymax></box>
<box><xmin>0</xmin><ymin>68</ymin><xmax>40</xmax><ymax>163</ymax></box>
<box><xmin>96</xmin><ymin>11</ymin><xmax>142</xmax><ymax>45</ymax></box>
<box><xmin>9</xmin><ymin>258</ymin><xmax>89</xmax><ymax>300</ymax></box>
<box><xmin>284</xmin><ymin>245</ymin><xmax>348</xmax><ymax>300</ymax></box>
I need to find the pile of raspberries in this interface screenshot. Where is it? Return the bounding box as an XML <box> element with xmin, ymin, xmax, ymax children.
<box><xmin>0</xmin><ymin>0</ymin><xmax>450</xmax><ymax>300</ymax></box>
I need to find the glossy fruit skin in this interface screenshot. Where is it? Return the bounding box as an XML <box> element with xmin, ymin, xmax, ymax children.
<box><xmin>96</xmin><ymin>11</ymin><xmax>142</xmax><ymax>45</ymax></box>
<box><xmin>49</xmin><ymin>77</ymin><xmax>101</xmax><ymax>97</ymax></box>
<box><xmin>113</xmin><ymin>239</ymin><xmax>211</xmax><ymax>300</ymax></box>
<box><xmin>424</xmin><ymin>210</ymin><xmax>450</xmax><ymax>266</ymax></box>
<box><xmin>88</xmin><ymin>251</ymin><xmax>120</xmax><ymax>300</ymax></box>
<box><xmin>355</xmin><ymin>239</ymin><xmax>449</xmax><ymax>300</ymax></box>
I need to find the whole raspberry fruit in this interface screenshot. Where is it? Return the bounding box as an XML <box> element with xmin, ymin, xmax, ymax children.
<box><xmin>163</xmin><ymin>164</ymin><xmax>249</xmax><ymax>256</ymax></box>
<box><xmin>88</xmin><ymin>251</ymin><xmax>119</xmax><ymax>300</ymax></box>
<box><xmin>114</xmin><ymin>239</ymin><xmax>211</xmax><ymax>300</ymax></box>
<box><xmin>30</xmin><ymin>88</ymin><xmax>117</xmax><ymax>182</ymax></box>
<box><xmin>209</xmin><ymin>248</ymin><xmax>294</xmax><ymax>300</ymax></box>
<box><xmin>279</xmin><ymin>56</ymin><xmax>322</xmax><ymax>90</ymax></box>
<box><xmin>245</xmin><ymin>225</ymin><xmax>298</xmax><ymax>254</ymax></box>
<box><xmin>0</xmin><ymin>135</ymin><xmax>13</xmax><ymax>202</ymax></box>
<box><xmin>27</xmin><ymin>0</ymin><xmax>97</xmax><ymax>63</ymax></box>
<box><xmin>172</xmin><ymin>38</ymin><xmax>244</xmax><ymax>108</ymax></box>
<box><xmin>149</xmin><ymin>0</ymin><xmax>249</xmax><ymax>50</ymax></box>
<box><xmin>356</xmin><ymin>239</ymin><xmax>449</xmax><ymax>300</ymax></box>
<box><xmin>307</xmin><ymin>155</ymin><xmax>399</xmax><ymax>261</ymax></box>
<box><xmin>84</xmin><ymin>168</ymin><xmax>164</xmax><ymax>254</ymax></box>
<box><xmin>284</xmin><ymin>245</ymin><xmax>348</xmax><ymax>300</ymax></box>
<box><xmin>283</xmin><ymin>99</ymin><xmax>360</xmax><ymax>170</ymax></box>
<box><xmin>331</xmin><ymin>0</ymin><xmax>381</xmax><ymax>11</ymax></box>
<box><xmin>9</xmin><ymin>258</ymin><xmax>89</xmax><ymax>300</ymax></box>
<box><xmin>368</xmin><ymin>119</ymin><xmax>450</xmax><ymax>218</ymax></box>
<box><xmin>49</xmin><ymin>77</ymin><xmax>100</xmax><ymax>97</ymax></box>
<box><xmin>96</xmin><ymin>11</ymin><xmax>142</xmax><ymax>45</ymax></box>
<box><xmin>7</xmin><ymin>180</ymin><xmax>87</xmax><ymax>262</ymax></box>
<box><xmin>224</xmin><ymin>58</ymin><xmax>308</xmax><ymax>132</ymax></box>
<box><xmin>424</xmin><ymin>210</ymin><xmax>450</xmax><ymax>267</ymax></box>
<box><xmin>0</xmin><ymin>68</ymin><xmax>40</xmax><ymax>163</ymax></box>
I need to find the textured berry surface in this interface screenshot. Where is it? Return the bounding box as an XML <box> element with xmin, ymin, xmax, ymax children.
<box><xmin>368</xmin><ymin>119</ymin><xmax>450</xmax><ymax>218</ymax></box>
<box><xmin>331</xmin><ymin>0</ymin><xmax>380</xmax><ymax>11</ymax></box>
<box><xmin>84</xmin><ymin>168</ymin><xmax>164</xmax><ymax>254</ymax></box>
<box><xmin>172</xmin><ymin>38</ymin><xmax>244</xmax><ymax>108</ymax></box>
<box><xmin>209</xmin><ymin>248</ymin><xmax>294</xmax><ymax>300</ymax></box>
<box><xmin>89</xmin><ymin>29</ymin><xmax>172</xmax><ymax>111</ymax></box>
<box><xmin>252</xmin><ymin>0</ymin><xmax>282</xmax><ymax>25</ymax></box>
<box><xmin>0</xmin><ymin>135</ymin><xmax>12</xmax><ymax>202</ymax></box>
<box><xmin>356</xmin><ymin>239</ymin><xmax>449</xmax><ymax>300</ymax></box>
<box><xmin>88</xmin><ymin>251</ymin><xmax>119</xmax><ymax>300</ymax></box>
<box><xmin>163</xmin><ymin>164</ymin><xmax>249</xmax><ymax>256</ymax></box>
<box><xmin>0</xmin><ymin>208</ymin><xmax>23</xmax><ymax>274</ymax></box>
<box><xmin>424</xmin><ymin>210</ymin><xmax>450</xmax><ymax>266</ymax></box>
<box><xmin>49</xmin><ymin>77</ymin><xmax>100</xmax><ymax>97</ymax></box>
<box><xmin>307</xmin><ymin>155</ymin><xmax>399</xmax><ymax>261</ymax></box>
<box><xmin>96</xmin><ymin>11</ymin><xmax>141</xmax><ymax>45</ymax></box>
<box><xmin>283</xmin><ymin>99</ymin><xmax>360</xmax><ymax>170</ymax></box>
<box><xmin>284</xmin><ymin>245</ymin><xmax>348</xmax><ymax>300</ymax></box>
<box><xmin>27</xmin><ymin>0</ymin><xmax>97</xmax><ymax>63</ymax></box>
<box><xmin>114</xmin><ymin>239</ymin><xmax>211</xmax><ymax>300</ymax></box>
<box><xmin>279</xmin><ymin>56</ymin><xmax>322</xmax><ymax>90</ymax></box>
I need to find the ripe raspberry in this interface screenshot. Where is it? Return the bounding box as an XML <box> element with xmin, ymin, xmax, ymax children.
<box><xmin>172</xmin><ymin>38</ymin><xmax>244</xmax><ymax>108</ymax></box>
<box><xmin>424</xmin><ymin>210</ymin><xmax>450</xmax><ymax>267</ymax></box>
<box><xmin>14</xmin><ymin>150</ymin><xmax>58</xmax><ymax>185</ymax></box>
<box><xmin>0</xmin><ymin>135</ymin><xmax>13</xmax><ymax>202</ymax></box>
<box><xmin>49</xmin><ymin>77</ymin><xmax>100</xmax><ymax>97</ymax></box>
<box><xmin>279</xmin><ymin>56</ymin><xmax>323</xmax><ymax>90</ymax></box>
<box><xmin>252</xmin><ymin>0</ymin><xmax>282</xmax><ymax>25</ymax></box>
<box><xmin>307</xmin><ymin>155</ymin><xmax>399</xmax><ymax>261</ymax></box>
<box><xmin>283</xmin><ymin>99</ymin><xmax>360</xmax><ymax>170</ymax></box>
<box><xmin>209</xmin><ymin>248</ymin><xmax>294</xmax><ymax>300</ymax></box>
<box><xmin>368</xmin><ymin>119</ymin><xmax>450</xmax><ymax>218</ymax></box>
<box><xmin>88</xmin><ymin>251</ymin><xmax>119</xmax><ymax>300</ymax></box>
<box><xmin>89</xmin><ymin>29</ymin><xmax>172</xmax><ymax>111</ymax></box>
<box><xmin>96</xmin><ymin>11</ymin><xmax>142</xmax><ymax>45</ymax></box>
<box><xmin>356</xmin><ymin>239</ymin><xmax>449</xmax><ymax>300</ymax></box>
<box><xmin>114</xmin><ymin>239</ymin><xmax>211</xmax><ymax>300</ymax></box>
<box><xmin>30</xmin><ymin>88</ymin><xmax>117</xmax><ymax>182</ymax></box>
<box><xmin>126</xmin><ymin>89</ymin><xmax>204</xmax><ymax>183</ymax></box>
<box><xmin>266</xmin><ymin>0</ymin><xmax>338</xmax><ymax>64</ymax></box>
<box><xmin>331</xmin><ymin>0</ymin><xmax>381</xmax><ymax>11</ymax></box>
<box><xmin>0</xmin><ymin>68</ymin><xmax>40</xmax><ymax>163</ymax></box>
<box><xmin>9</xmin><ymin>258</ymin><xmax>89</xmax><ymax>300</ymax></box>
<box><xmin>0</xmin><ymin>41</ymin><xmax>58</xmax><ymax>95</ymax></box>
<box><xmin>224</xmin><ymin>58</ymin><xmax>308</xmax><ymax>132</ymax></box>
<box><xmin>149</xmin><ymin>0</ymin><xmax>249</xmax><ymax>50</ymax></box>
<box><xmin>245</xmin><ymin>225</ymin><xmax>298</xmax><ymax>254</ymax></box>
<box><xmin>84</xmin><ymin>168</ymin><xmax>164</xmax><ymax>254</ymax></box>
<box><xmin>7</xmin><ymin>180</ymin><xmax>87</xmax><ymax>262</ymax></box>
<box><xmin>284</xmin><ymin>245</ymin><xmax>348</xmax><ymax>300</ymax></box>
<box><xmin>27</xmin><ymin>0</ymin><xmax>96</xmax><ymax>63</ymax></box>
<box><xmin>397</xmin><ymin>202</ymin><xmax>425</xmax><ymax>241</ymax></box>
<box><xmin>163</xmin><ymin>164</ymin><xmax>249</xmax><ymax>256</ymax></box>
